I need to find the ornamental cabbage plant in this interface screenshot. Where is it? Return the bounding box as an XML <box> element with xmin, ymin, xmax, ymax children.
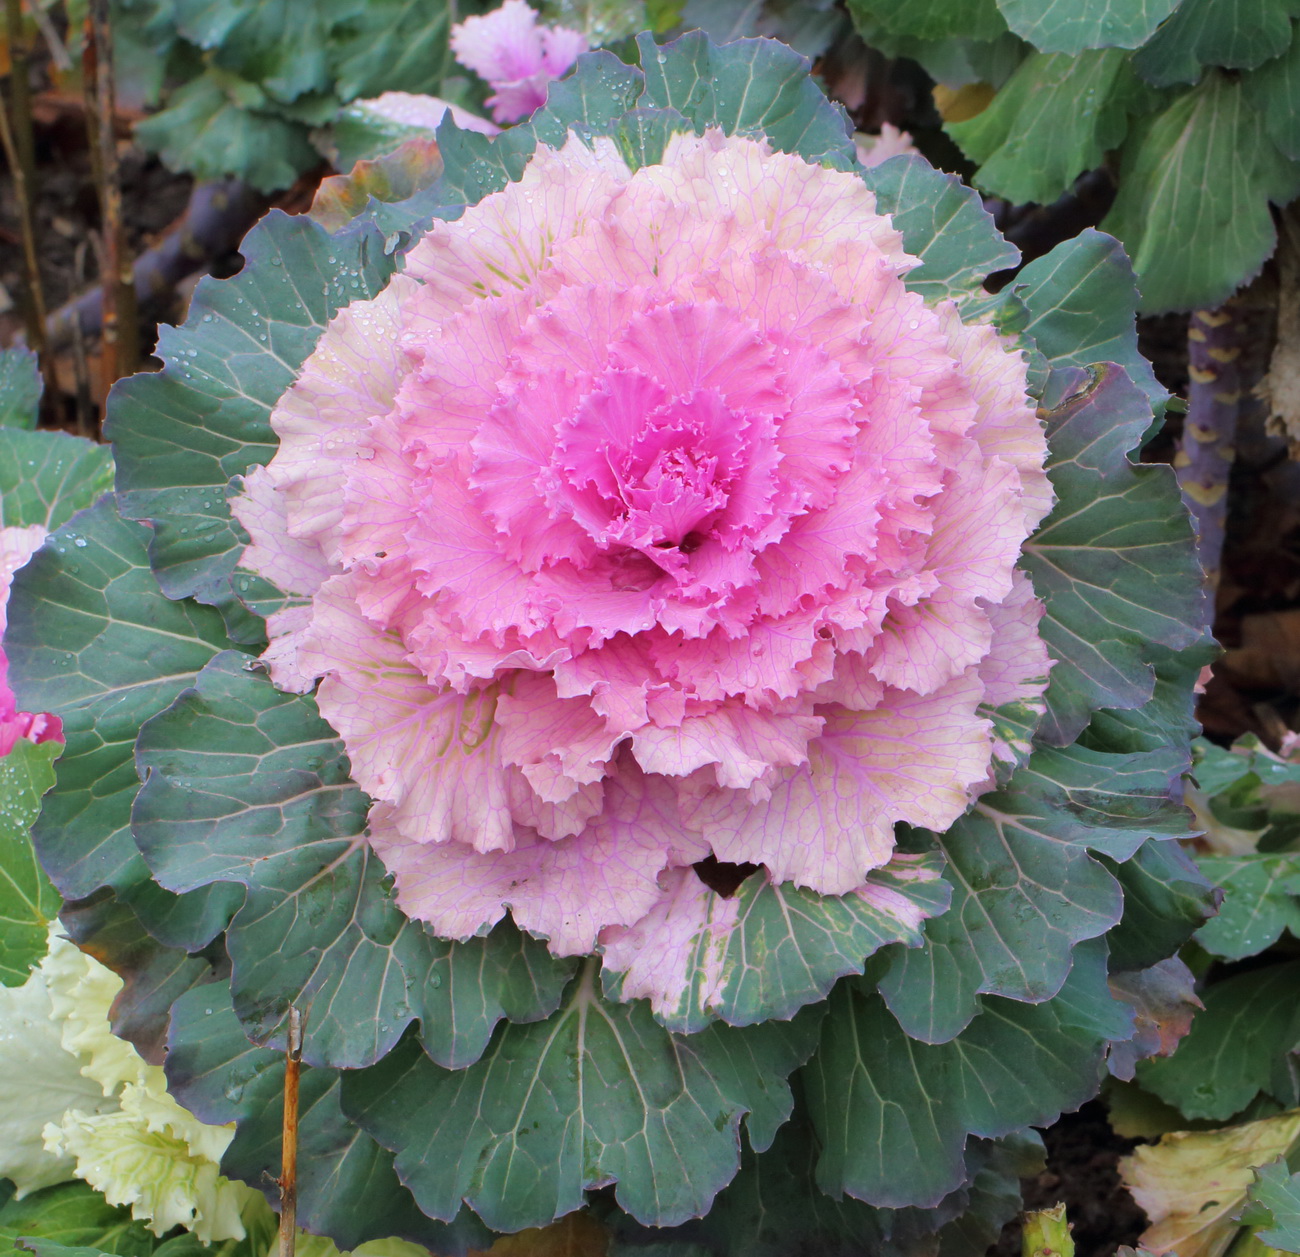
<box><xmin>6</xmin><ymin>32</ymin><xmax>1215</xmax><ymax>1254</ymax></box>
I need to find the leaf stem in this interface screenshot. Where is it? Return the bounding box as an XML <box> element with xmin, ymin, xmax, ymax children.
<box><xmin>1022</xmin><ymin>1203</ymin><xmax>1074</xmax><ymax>1257</ymax></box>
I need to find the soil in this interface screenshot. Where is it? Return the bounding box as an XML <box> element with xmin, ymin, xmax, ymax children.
<box><xmin>0</xmin><ymin>95</ymin><xmax>195</xmax><ymax>355</ymax></box>
<box><xmin>996</xmin><ymin>1103</ymin><xmax>1149</xmax><ymax>1257</ymax></box>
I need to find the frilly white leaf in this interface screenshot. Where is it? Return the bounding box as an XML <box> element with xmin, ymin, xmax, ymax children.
<box><xmin>0</xmin><ymin>956</ymin><xmax>112</xmax><ymax>1197</ymax></box>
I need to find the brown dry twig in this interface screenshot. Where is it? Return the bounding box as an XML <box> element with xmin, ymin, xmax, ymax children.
<box><xmin>277</xmin><ymin>1006</ymin><xmax>303</xmax><ymax>1257</ymax></box>
<box><xmin>85</xmin><ymin>0</ymin><xmax>136</xmax><ymax>394</ymax></box>
<box><xmin>0</xmin><ymin>10</ymin><xmax>56</xmax><ymax>409</ymax></box>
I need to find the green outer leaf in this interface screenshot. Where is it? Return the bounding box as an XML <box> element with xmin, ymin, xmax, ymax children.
<box><xmin>532</xmin><ymin>49</ymin><xmax>646</xmax><ymax>145</ymax></box>
<box><xmin>342</xmin><ymin>961</ymin><xmax>824</xmax><ymax>1231</ymax></box>
<box><xmin>325</xmin><ymin>106</ymin><xmax>438</xmax><ymax>173</ymax></box>
<box><xmin>845</xmin><ymin>18</ymin><xmax>1027</xmax><ymax>92</ymax></box>
<box><xmin>0</xmin><ymin>430</ymin><xmax>114</xmax><ymax>532</ymax></box>
<box><xmin>1136</xmin><ymin>961</ymin><xmax>1300</xmax><ymax>1121</ymax></box>
<box><xmin>805</xmin><ymin>940</ymin><xmax>1127</xmax><ymax>1209</ymax></box>
<box><xmin>0</xmin><ymin>1181</ymin><xmax>154</xmax><ymax>1257</ymax></box>
<box><xmin>1195</xmin><ymin>853</ymin><xmax>1300</xmax><ymax>960</ymax></box>
<box><xmin>1014</xmin><ymin>229</ymin><xmax>1167</xmax><ymax>423</ymax></box>
<box><xmin>0</xmin><ymin>347</ymin><xmax>40</xmax><ymax>429</ymax></box>
<box><xmin>934</xmin><ymin>1133</ymin><xmax>1048</xmax><ymax>1257</ymax></box>
<box><xmin>611</xmin><ymin>106</ymin><xmax>693</xmax><ymax>170</ymax></box>
<box><xmin>1132</xmin><ymin>0</ymin><xmax>1300</xmax><ymax>86</ymax></box>
<box><xmin>675</xmin><ymin>1100</ymin><xmax>907</xmax><ymax>1257</ymax></box>
<box><xmin>949</xmin><ymin>50</ymin><xmax>1150</xmax><ymax>209</ymax></box>
<box><xmin>165</xmin><ymin>980</ymin><xmax>487</xmax><ymax>1253</ymax></box>
<box><xmin>600</xmin><ymin>855</ymin><xmax>952</xmax><ymax>1034</ymax></box>
<box><xmin>1080</xmin><ymin>637</ymin><xmax>1215</xmax><ymax>761</ymax></box>
<box><xmin>862</xmin><ymin>155</ymin><xmax>1020</xmax><ymax>302</ymax></box>
<box><xmin>0</xmin><ymin>739</ymin><xmax>60</xmax><ymax>986</ymax></box>
<box><xmin>1192</xmin><ymin>736</ymin><xmax>1261</xmax><ymax>796</ymax></box>
<box><xmin>878</xmin><ymin>740</ymin><xmax>1186</xmax><ymax>1043</ymax></box>
<box><xmin>1100</xmin><ymin>72</ymin><xmax>1300</xmax><ymax>314</ymax></box>
<box><xmin>1104</xmin><ymin>836</ymin><xmax>1217</xmax><ymax>971</ymax></box>
<box><xmin>107</xmin><ymin>212</ymin><xmax>397</xmax><ymax>615</ymax></box>
<box><xmin>131</xmin><ymin>652</ymin><xmax>368</xmax><ymax>892</ymax></box>
<box><xmin>114</xmin><ymin>875</ymin><xmax>245</xmax><ymax>955</ymax></box>
<box><xmin>5</xmin><ymin>498</ymin><xmax>233</xmax><ymax>901</ymax></box>
<box><xmin>676</xmin><ymin>1098</ymin><xmax>1043</xmax><ymax>1257</ymax></box>
<box><xmin>995</xmin><ymin>0</ymin><xmax>1179</xmax><ymax>54</ymax></box>
<box><xmin>634</xmin><ymin>31</ymin><xmax>856</xmax><ymax>167</ymax></box>
<box><xmin>1241</xmin><ymin>1158</ymin><xmax>1300</xmax><ymax>1252</ymax></box>
<box><xmin>132</xmin><ymin>651</ymin><xmax>574</xmax><ymax>1070</ymax></box>
<box><xmin>1022</xmin><ymin>363</ymin><xmax>1203</xmax><ymax>745</ymax></box>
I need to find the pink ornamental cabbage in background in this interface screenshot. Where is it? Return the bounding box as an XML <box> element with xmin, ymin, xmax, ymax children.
<box><xmin>354</xmin><ymin>91</ymin><xmax>500</xmax><ymax>137</ymax></box>
<box><xmin>451</xmin><ymin>0</ymin><xmax>587</xmax><ymax>124</ymax></box>
<box><xmin>854</xmin><ymin>123</ymin><xmax>918</xmax><ymax>169</ymax></box>
<box><xmin>0</xmin><ymin>525</ymin><xmax>62</xmax><ymax>755</ymax></box>
<box><xmin>233</xmin><ymin>130</ymin><xmax>1054</xmax><ymax>965</ymax></box>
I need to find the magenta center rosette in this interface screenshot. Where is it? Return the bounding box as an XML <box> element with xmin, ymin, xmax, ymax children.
<box><xmin>232</xmin><ymin>129</ymin><xmax>1053</xmax><ymax>980</ymax></box>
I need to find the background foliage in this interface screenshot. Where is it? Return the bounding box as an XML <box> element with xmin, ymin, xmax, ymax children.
<box><xmin>846</xmin><ymin>0</ymin><xmax>1300</xmax><ymax>313</ymax></box>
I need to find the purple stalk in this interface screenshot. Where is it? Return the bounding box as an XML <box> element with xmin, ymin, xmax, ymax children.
<box><xmin>45</xmin><ymin>178</ymin><xmax>269</xmax><ymax>351</ymax></box>
<box><xmin>1176</xmin><ymin>303</ymin><xmax>1244</xmax><ymax>592</ymax></box>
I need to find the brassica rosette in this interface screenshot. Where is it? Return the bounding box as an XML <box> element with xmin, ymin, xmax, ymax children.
<box><xmin>6</xmin><ymin>32</ymin><xmax>1213</xmax><ymax>1249</ymax></box>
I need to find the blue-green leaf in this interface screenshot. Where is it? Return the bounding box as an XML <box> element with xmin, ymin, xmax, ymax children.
<box><xmin>0</xmin><ymin>347</ymin><xmax>40</xmax><ymax>429</ymax></box>
<box><xmin>1132</xmin><ymin>0</ymin><xmax>1300</xmax><ymax>86</ymax></box>
<box><xmin>805</xmin><ymin>941</ymin><xmax>1127</xmax><ymax>1209</ymax></box>
<box><xmin>5</xmin><ymin>498</ymin><xmax>234</xmax><ymax>902</ymax></box>
<box><xmin>601</xmin><ymin>856</ymin><xmax>952</xmax><ymax>1033</ymax></box>
<box><xmin>878</xmin><ymin>741</ymin><xmax>1185</xmax><ymax>1043</ymax></box>
<box><xmin>0</xmin><ymin>739</ymin><xmax>60</xmax><ymax>986</ymax></box>
<box><xmin>0</xmin><ymin>430</ymin><xmax>114</xmax><ymax>533</ymax></box>
<box><xmin>863</xmin><ymin>155</ymin><xmax>1019</xmax><ymax>301</ymax></box>
<box><xmin>107</xmin><ymin>212</ymin><xmax>397</xmax><ymax>618</ymax></box>
<box><xmin>343</xmin><ymin>963</ymin><xmax>822</xmax><ymax>1230</ymax></box>
<box><xmin>1023</xmin><ymin>364</ymin><xmax>1204</xmax><ymax>744</ymax></box>
<box><xmin>996</xmin><ymin>0</ymin><xmax>1179</xmax><ymax>54</ymax></box>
